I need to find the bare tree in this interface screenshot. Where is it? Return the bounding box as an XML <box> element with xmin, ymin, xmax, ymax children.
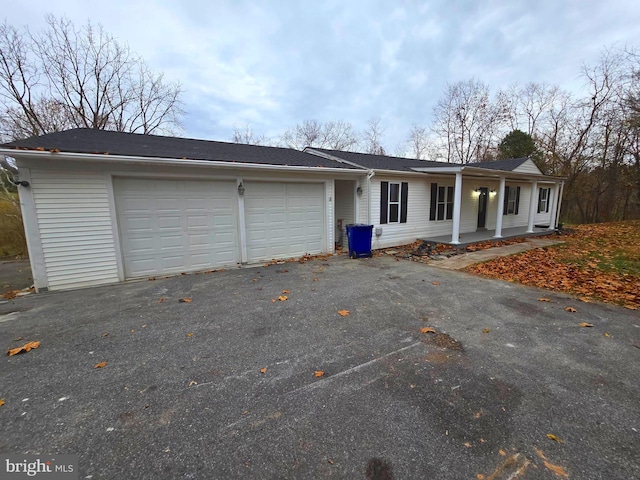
<box><xmin>279</xmin><ymin>119</ymin><xmax>359</xmax><ymax>151</ymax></box>
<box><xmin>231</xmin><ymin>124</ymin><xmax>269</xmax><ymax>145</ymax></box>
<box><xmin>430</xmin><ymin>79</ymin><xmax>507</xmax><ymax>163</ymax></box>
<box><xmin>405</xmin><ymin>124</ymin><xmax>431</xmax><ymax>159</ymax></box>
<box><xmin>361</xmin><ymin>116</ymin><xmax>386</xmax><ymax>155</ymax></box>
<box><xmin>0</xmin><ymin>15</ymin><xmax>183</xmax><ymax>142</ymax></box>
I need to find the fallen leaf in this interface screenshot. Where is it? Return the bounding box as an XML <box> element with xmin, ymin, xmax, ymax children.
<box><xmin>477</xmin><ymin>475</ymin><xmax>485</xmax><ymax>480</ymax></box>
<box><xmin>158</xmin><ymin>297</ymin><xmax>166</xmax><ymax>303</ymax></box>
<box><xmin>432</xmin><ymin>281</ymin><xmax>440</xmax><ymax>285</ymax></box>
<box><xmin>328</xmin><ymin>460</ymin><xmax>334</xmax><ymax>465</ymax></box>
<box><xmin>179</xmin><ymin>298</ymin><xmax>192</xmax><ymax>303</ymax></box>
<box><xmin>499</xmin><ymin>449</ymin><xmax>507</xmax><ymax>456</ymax></box>
<box><xmin>282</xmin><ymin>289</ymin><xmax>290</xmax><ymax>294</ymax></box>
<box><xmin>538</xmin><ymin>297</ymin><xmax>551</xmax><ymax>302</ymax></box>
<box><xmin>188</xmin><ymin>380</ymin><xmax>198</xmax><ymax>386</ymax></box>
<box><xmin>102</xmin><ymin>332</ymin><xmax>109</xmax><ymax>337</ymax></box>
<box><xmin>94</xmin><ymin>361</ymin><xmax>107</xmax><ymax>369</ymax></box>
<box><xmin>543</xmin><ymin>461</ymin><xmax>569</xmax><ymax>478</ymax></box>
<box><xmin>0</xmin><ymin>399</ymin><xmax>4</xmax><ymax>407</ymax></box>
<box><xmin>565</xmin><ymin>306</ymin><xmax>577</xmax><ymax>312</ymax></box>
<box><xmin>578</xmin><ymin>322</ymin><xmax>594</xmax><ymax>328</ymax></box>
<box><xmin>130</xmin><ymin>329</ymin><xmax>135</xmax><ymax>333</ymax></box>
<box><xmin>278</xmin><ymin>295</ymin><xmax>288</xmax><ymax>302</ymax></box>
<box><xmin>579</xmin><ymin>297</ymin><xmax>592</xmax><ymax>303</ymax></box>
<box><xmin>464</xmin><ymin>442</ymin><xmax>471</xmax><ymax>448</ymax></box>
<box><xmin>603</xmin><ymin>332</ymin><xmax>610</xmax><ymax>337</ymax></box>
<box><xmin>314</xmin><ymin>370</ymin><xmax>325</xmax><ymax>378</ymax></box>
<box><xmin>624</xmin><ymin>304</ymin><xmax>638</xmax><ymax>310</ymax></box>
<box><xmin>420</xmin><ymin>327</ymin><xmax>436</xmax><ymax>334</ymax></box>
<box><xmin>271</xmin><ymin>298</ymin><xmax>276</xmax><ymax>303</ymax></box>
<box><xmin>547</xmin><ymin>433</ymin><xmax>564</xmax><ymax>443</ymax></box>
<box><xmin>260</xmin><ymin>367</ymin><xmax>267</xmax><ymax>374</ymax></box>
<box><xmin>480</xmin><ymin>438</ymin><xmax>486</xmax><ymax>443</ymax></box>
<box><xmin>313</xmin><ymin>278</ymin><xmax>318</xmax><ymax>282</ymax></box>
<box><xmin>186</xmin><ymin>333</ymin><xmax>193</xmax><ymax>337</ymax></box>
<box><xmin>482</xmin><ymin>328</ymin><xmax>491</xmax><ymax>334</ymax></box>
<box><xmin>338</xmin><ymin>310</ymin><xmax>350</xmax><ymax>316</ymax></box>
<box><xmin>474</xmin><ymin>412</ymin><xmax>482</xmax><ymax>419</ymax></box>
<box><xmin>7</xmin><ymin>341</ymin><xmax>40</xmax><ymax>356</ymax></box>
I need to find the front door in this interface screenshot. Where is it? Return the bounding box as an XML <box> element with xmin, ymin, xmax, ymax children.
<box><xmin>477</xmin><ymin>187</ymin><xmax>488</xmax><ymax>230</ymax></box>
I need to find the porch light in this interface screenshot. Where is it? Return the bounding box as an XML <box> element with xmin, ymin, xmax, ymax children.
<box><xmin>490</xmin><ymin>189</ymin><xmax>497</xmax><ymax>196</ymax></box>
<box><xmin>237</xmin><ymin>182</ymin><xmax>245</xmax><ymax>195</ymax></box>
<box><xmin>356</xmin><ymin>185</ymin><xmax>363</xmax><ymax>195</ymax></box>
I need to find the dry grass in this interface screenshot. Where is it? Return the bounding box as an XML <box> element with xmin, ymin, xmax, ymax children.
<box><xmin>466</xmin><ymin>221</ymin><xmax>640</xmax><ymax>309</ymax></box>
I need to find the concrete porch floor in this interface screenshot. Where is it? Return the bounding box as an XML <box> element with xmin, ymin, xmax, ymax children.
<box><xmin>419</xmin><ymin>226</ymin><xmax>556</xmax><ymax>247</ymax></box>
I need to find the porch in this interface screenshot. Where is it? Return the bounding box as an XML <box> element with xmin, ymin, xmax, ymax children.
<box><xmin>419</xmin><ymin>226</ymin><xmax>557</xmax><ymax>248</ymax></box>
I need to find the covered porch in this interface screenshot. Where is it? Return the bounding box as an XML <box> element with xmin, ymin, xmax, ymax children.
<box><xmin>419</xmin><ymin>225</ymin><xmax>556</xmax><ymax>248</ymax></box>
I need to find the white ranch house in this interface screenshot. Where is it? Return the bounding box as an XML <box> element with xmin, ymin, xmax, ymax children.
<box><xmin>1</xmin><ymin>129</ymin><xmax>564</xmax><ymax>292</ymax></box>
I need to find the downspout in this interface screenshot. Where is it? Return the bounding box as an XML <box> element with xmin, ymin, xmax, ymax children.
<box><xmin>366</xmin><ymin>170</ymin><xmax>375</xmax><ymax>225</ymax></box>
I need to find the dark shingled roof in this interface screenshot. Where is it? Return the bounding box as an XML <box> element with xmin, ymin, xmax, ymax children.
<box><xmin>470</xmin><ymin>157</ymin><xmax>530</xmax><ymax>172</ymax></box>
<box><xmin>308</xmin><ymin>148</ymin><xmax>448</xmax><ymax>172</ymax></box>
<box><xmin>2</xmin><ymin>128</ymin><xmax>360</xmax><ymax>170</ymax></box>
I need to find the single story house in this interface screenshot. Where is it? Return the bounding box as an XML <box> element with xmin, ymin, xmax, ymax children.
<box><xmin>1</xmin><ymin>129</ymin><xmax>564</xmax><ymax>292</ymax></box>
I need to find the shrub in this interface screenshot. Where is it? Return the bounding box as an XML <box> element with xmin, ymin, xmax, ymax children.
<box><xmin>0</xmin><ymin>193</ymin><xmax>27</xmax><ymax>258</ymax></box>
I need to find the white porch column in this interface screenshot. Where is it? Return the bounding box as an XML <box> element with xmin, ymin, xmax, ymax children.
<box><xmin>547</xmin><ymin>182</ymin><xmax>559</xmax><ymax>230</ymax></box>
<box><xmin>554</xmin><ymin>181</ymin><xmax>565</xmax><ymax>229</ymax></box>
<box><xmin>237</xmin><ymin>178</ymin><xmax>248</xmax><ymax>263</ymax></box>
<box><xmin>494</xmin><ymin>176</ymin><xmax>506</xmax><ymax>238</ymax></box>
<box><xmin>450</xmin><ymin>172</ymin><xmax>463</xmax><ymax>244</ymax></box>
<box><xmin>526</xmin><ymin>180</ymin><xmax>538</xmax><ymax>233</ymax></box>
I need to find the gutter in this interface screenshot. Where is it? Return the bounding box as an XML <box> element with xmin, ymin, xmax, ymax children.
<box><xmin>0</xmin><ymin>148</ymin><xmax>365</xmax><ymax>176</ymax></box>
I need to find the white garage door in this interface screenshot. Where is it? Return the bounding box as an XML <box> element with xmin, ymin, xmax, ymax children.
<box><xmin>245</xmin><ymin>182</ymin><xmax>324</xmax><ymax>263</ymax></box>
<box><xmin>114</xmin><ymin>178</ymin><xmax>239</xmax><ymax>278</ymax></box>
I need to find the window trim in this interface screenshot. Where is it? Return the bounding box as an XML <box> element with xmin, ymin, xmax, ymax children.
<box><xmin>430</xmin><ymin>183</ymin><xmax>454</xmax><ymax>221</ymax></box>
<box><xmin>502</xmin><ymin>185</ymin><xmax>521</xmax><ymax>216</ymax></box>
<box><xmin>538</xmin><ymin>187</ymin><xmax>551</xmax><ymax>213</ymax></box>
<box><xmin>380</xmin><ymin>181</ymin><xmax>408</xmax><ymax>224</ymax></box>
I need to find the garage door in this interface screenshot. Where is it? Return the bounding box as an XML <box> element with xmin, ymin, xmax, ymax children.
<box><xmin>114</xmin><ymin>178</ymin><xmax>239</xmax><ymax>278</ymax></box>
<box><xmin>245</xmin><ymin>182</ymin><xmax>324</xmax><ymax>263</ymax></box>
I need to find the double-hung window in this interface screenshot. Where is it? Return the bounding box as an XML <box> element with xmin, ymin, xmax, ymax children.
<box><xmin>430</xmin><ymin>183</ymin><xmax>454</xmax><ymax>221</ymax></box>
<box><xmin>380</xmin><ymin>181</ymin><xmax>408</xmax><ymax>224</ymax></box>
<box><xmin>538</xmin><ymin>187</ymin><xmax>551</xmax><ymax>213</ymax></box>
<box><xmin>502</xmin><ymin>186</ymin><xmax>521</xmax><ymax>215</ymax></box>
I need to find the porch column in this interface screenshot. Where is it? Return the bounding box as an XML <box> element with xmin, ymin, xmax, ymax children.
<box><xmin>526</xmin><ymin>180</ymin><xmax>538</xmax><ymax>233</ymax></box>
<box><xmin>494</xmin><ymin>176</ymin><xmax>506</xmax><ymax>238</ymax></box>
<box><xmin>450</xmin><ymin>172</ymin><xmax>463</xmax><ymax>244</ymax></box>
<box><xmin>554</xmin><ymin>181</ymin><xmax>565</xmax><ymax>229</ymax></box>
<box><xmin>547</xmin><ymin>182</ymin><xmax>559</xmax><ymax>230</ymax></box>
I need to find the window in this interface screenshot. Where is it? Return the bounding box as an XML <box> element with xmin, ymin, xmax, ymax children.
<box><xmin>538</xmin><ymin>187</ymin><xmax>551</xmax><ymax>213</ymax></box>
<box><xmin>502</xmin><ymin>186</ymin><xmax>521</xmax><ymax>215</ymax></box>
<box><xmin>380</xmin><ymin>181</ymin><xmax>408</xmax><ymax>224</ymax></box>
<box><xmin>430</xmin><ymin>183</ymin><xmax>454</xmax><ymax>221</ymax></box>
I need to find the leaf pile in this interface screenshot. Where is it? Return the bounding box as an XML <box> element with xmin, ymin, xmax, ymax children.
<box><xmin>466</xmin><ymin>221</ymin><xmax>640</xmax><ymax>308</ymax></box>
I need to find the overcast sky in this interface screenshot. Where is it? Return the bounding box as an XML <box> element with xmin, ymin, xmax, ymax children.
<box><xmin>4</xmin><ymin>0</ymin><xmax>640</xmax><ymax>151</ymax></box>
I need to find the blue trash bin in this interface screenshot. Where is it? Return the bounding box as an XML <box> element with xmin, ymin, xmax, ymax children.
<box><xmin>346</xmin><ymin>224</ymin><xmax>373</xmax><ymax>259</ymax></box>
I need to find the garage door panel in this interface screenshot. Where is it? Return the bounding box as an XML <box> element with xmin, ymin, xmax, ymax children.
<box><xmin>115</xmin><ymin>178</ymin><xmax>239</xmax><ymax>278</ymax></box>
<box><xmin>245</xmin><ymin>182</ymin><xmax>324</xmax><ymax>263</ymax></box>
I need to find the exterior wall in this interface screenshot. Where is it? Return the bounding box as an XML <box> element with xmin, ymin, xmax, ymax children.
<box><xmin>334</xmin><ymin>180</ymin><xmax>355</xmax><ymax>247</ymax></box>
<box><xmin>369</xmin><ymin>175</ymin><xmax>543</xmax><ymax>249</ymax></box>
<box><xmin>17</xmin><ymin>157</ymin><xmax>357</xmax><ymax>291</ymax></box>
<box><xmin>29</xmin><ymin>169</ymin><xmax>120</xmax><ymax>290</ymax></box>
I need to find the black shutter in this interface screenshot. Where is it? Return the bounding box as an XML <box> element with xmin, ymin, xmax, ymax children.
<box><xmin>400</xmin><ymin>182</ymin><xmax>408</xmax><ymax>223</ymax></box>
<box><xmin>503</xmin><ymin>186</ymin><xmax>510</xmax><ymax>215</ymax></box>
<box><xmin>537</xmin><ymin>188</ymin><xmax>542</xmax><ymax>213</ymax></box>
<box><xmin>380</xmin><ymin>181</ymin><xmax>388</xmax><ymax>224</ymax></box>
<box><xmin>515</xmin><ymin>186</ymin><xmax>521</xmax><ymax>215</ymax></box>
<box><xmin>546</xmin><ymin>188</ymin><xmax>551</xmax><ymax>213</ymax></box>
<box><xmin>429</xmin><ymin>183</ymin><xmax>437</xmax><ymax>221</ymax></box>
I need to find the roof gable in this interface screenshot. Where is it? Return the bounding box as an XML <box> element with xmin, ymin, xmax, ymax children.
<box><xmin>2</xmin><ymin>129</ymin><xmax>359</xmax><ymax>170</ymax></box>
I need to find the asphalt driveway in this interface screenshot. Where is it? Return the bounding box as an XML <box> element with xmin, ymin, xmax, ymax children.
<box><xmin>1</xmin><ymin>255</ymin><xmax>638</xmax><ymax>479</ymax></box>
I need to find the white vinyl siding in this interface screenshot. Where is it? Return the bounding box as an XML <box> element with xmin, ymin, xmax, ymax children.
<box><xmin>30</xmin><ymin>170</ymin><xmax>119</xmax><ymax>290</ymax></box>
<box><xmin>514</xmin><ymin>159</ymin><xmax>543</xmax><ymax>175</ymax></box>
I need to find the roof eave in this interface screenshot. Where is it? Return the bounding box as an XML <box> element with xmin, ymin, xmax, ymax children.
<box><xmin>1</xmin><ymin>148</ymin><xmax>365</xmax><ymax>175</ymax></box>
<box><xmin>411</xmin><ymin>165</ymin><xmax>566</xmax><ymax>181</ymax></box>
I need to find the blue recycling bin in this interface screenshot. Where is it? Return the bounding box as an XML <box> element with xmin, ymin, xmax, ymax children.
<box><xmin>346</xmin><ymin>224</ymin><xmax>373</xmax><ymax>259</ymax></box>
